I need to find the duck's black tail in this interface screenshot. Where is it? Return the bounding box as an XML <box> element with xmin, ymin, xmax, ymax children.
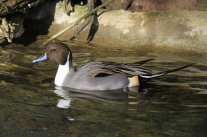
<box><xmin>139</xmin><ymin>64</ymin><xmax>193</xmax><ymax>79</ymax></box>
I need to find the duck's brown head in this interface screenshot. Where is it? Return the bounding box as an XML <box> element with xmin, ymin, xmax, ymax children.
<box><xmin>32</xmin><ymin>42</ymin><xmax>72</xmax><ymax>65</ymax></box>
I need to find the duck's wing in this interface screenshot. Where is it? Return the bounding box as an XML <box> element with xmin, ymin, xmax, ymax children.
<box><xmin>76</xmin><ymin>59</ymin><xmax>153</xmax><ymax>77</ymax></box>
<box><xmin>76</xmin><ymin>62</ymin><xmax>114</xmax><ymax>77</ymax></box>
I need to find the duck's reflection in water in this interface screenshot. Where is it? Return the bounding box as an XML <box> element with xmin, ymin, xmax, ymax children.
<box><xmin>54</xmin><ymin>87</ymin><xmax>72</xmax><ymax>109</ymax></box>
<box><xmin>54</xmin><ymin>86</ymin><xmax>149</xmax><ymax>109</ymax></box>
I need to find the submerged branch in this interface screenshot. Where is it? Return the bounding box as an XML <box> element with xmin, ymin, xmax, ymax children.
<box><xmin>70</xmin><ymin>0</ymin><xmax>97</xmax><ymax>41</ymax></box>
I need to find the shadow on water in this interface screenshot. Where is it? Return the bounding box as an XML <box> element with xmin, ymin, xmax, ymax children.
<box><xmin>54</xmin><ymin>86</ymin><xmax>149</xmax><ymax>109</ymax></box>
<box><xmin>15</xmin><ymin>0</ymin><xmax>58</xmax><ymax>46</ymax></box>
<box><xmin>1</xmin><ymin>39</ymin><xmax>207</xmax><ymax>136</ymax></box>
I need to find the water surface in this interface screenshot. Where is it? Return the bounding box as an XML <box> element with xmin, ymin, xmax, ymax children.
<box><xmin>0</xmin><ymin>37</ymin><xmax>207</xmax><ymax>137</ymax></box>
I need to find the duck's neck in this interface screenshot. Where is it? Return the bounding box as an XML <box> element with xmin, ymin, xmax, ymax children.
<box><xmin>55</xmin><ymin>55</ymin><xmax>73</xmax><ymax>86</ymax></box>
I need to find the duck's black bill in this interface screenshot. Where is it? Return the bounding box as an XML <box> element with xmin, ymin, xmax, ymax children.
<box><xmin>32</xmin><ymin>53</ymin><xmax>48</xmax><ymax>63</ymax></box>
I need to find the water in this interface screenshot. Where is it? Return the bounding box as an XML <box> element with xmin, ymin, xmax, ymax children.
<box><xmin>0</xmin><ymin>37</ymin><xmax>207</xmax><ymax>137</ymax></box>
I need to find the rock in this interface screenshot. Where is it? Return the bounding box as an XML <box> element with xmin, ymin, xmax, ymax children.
<box><xmin>0</xmin><ymin>0</ymin><xmax>46</xmax><ymax>43</ymax></box>
<box><xmin>0</xmin><ymin>0</ymin><xmax>46</xmax><ymax>17</ymax></box>
<box><xmin>101</xmin><ymin>0</ymin><xmax>201</xmax><ymax>11</ymax></box>
<box><xmin>0</xmin><ymin>16</ymin><xmax>24</xmax><ymax>43</ymax></box>
<box><xmin>129</xmin><ymin>0</ymin><xmax>157</xmax><ymax>11</ymax></box>
<box><xmin>101</xmin><ymin>0</ymin><xmax>133</xmax><ymax>10</ymax></box>
<box><xmin>47</xmin><ymin>4</ymin><xmax>207</xmax><ymax>51</ymax></box>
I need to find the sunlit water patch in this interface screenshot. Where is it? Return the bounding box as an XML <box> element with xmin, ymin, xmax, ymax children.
<box><xmin>0</xmin><ymin>38</ymin><xmax>207</xmax><ymax>137</ymax></box>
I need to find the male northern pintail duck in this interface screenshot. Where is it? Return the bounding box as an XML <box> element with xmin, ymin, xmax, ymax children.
<box><xmin>32</xmin><ymin>42</ymin><xmax>192</xmax><ymax>90</ymax></box>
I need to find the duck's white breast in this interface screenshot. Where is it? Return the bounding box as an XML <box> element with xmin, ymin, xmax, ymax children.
<box><xmin>55</xmin><ymin>62</ymin><xmax>70</xmax><ymax>86</ymax></box>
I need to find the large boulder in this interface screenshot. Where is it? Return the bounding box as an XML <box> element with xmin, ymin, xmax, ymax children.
<box><xmin>101</xmin><ymin>0</ymin><xmax>202</xmax><ymax>11</ymax></box>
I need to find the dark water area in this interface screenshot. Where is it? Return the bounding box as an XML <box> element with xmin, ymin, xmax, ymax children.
<box><xmin>0</xmin><ymin>37</ymin><xmax>207</xmax><ymax>137</ymax></box>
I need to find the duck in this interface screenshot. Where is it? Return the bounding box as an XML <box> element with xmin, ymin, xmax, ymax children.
<box><xmin>32</xmin><ymin>42</ymin><xmax>192</xmax><ymax>90</ymax></box>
